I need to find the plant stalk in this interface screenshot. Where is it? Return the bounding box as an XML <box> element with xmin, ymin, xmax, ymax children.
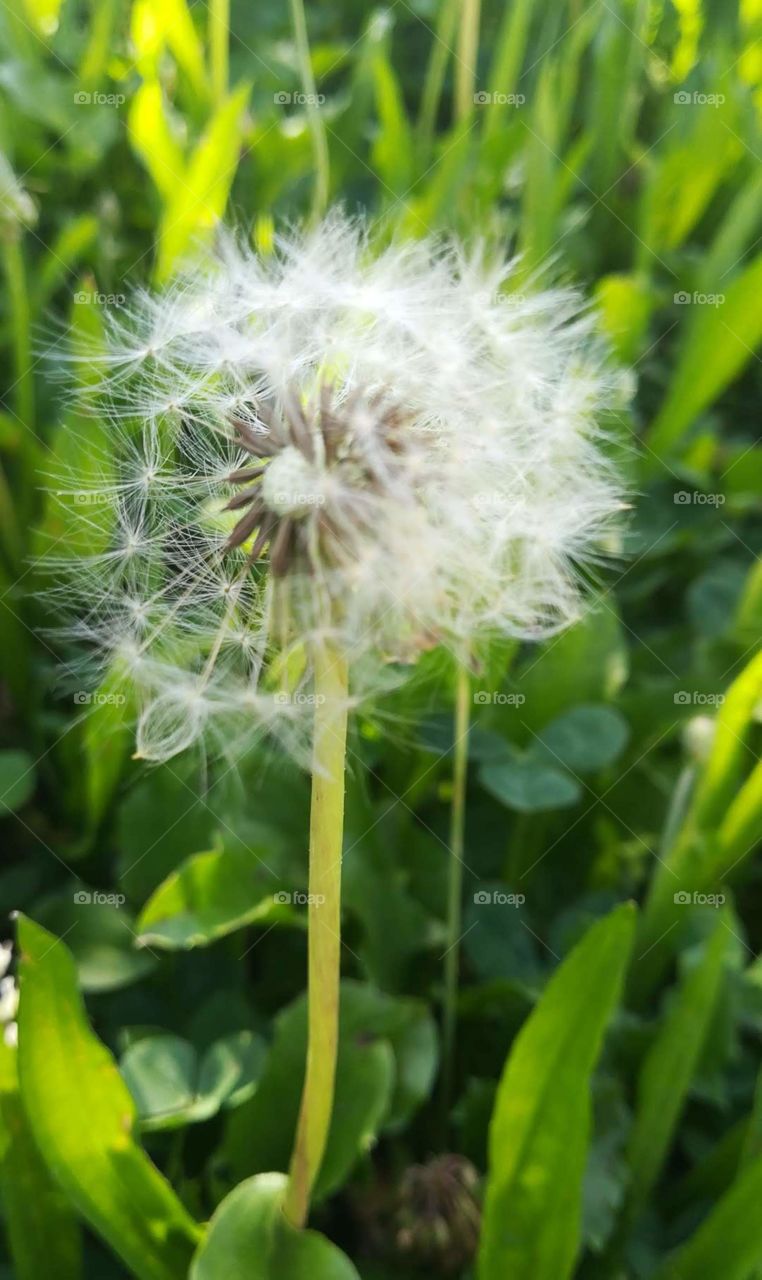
<box><xmin>284</xmin><ymin>641</ymin><xmax>349</xmax><ymax>1228</ymax></box>
<box><xmin>455</xmin><ymin>0</ymin><xmax>482</xmax><ymax>122</ymax></box>
<box><xmin>441</xmin><ymin>664</ymin><xmax>471</xmax><ymax>1125</ymax></box>
<box><xmin>288</xmin><ymin>0</ymin><xmax>330</xmax><ymax>224</ymax></box>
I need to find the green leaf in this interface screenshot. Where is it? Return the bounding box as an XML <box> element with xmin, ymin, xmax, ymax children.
<box><xmin>155</xmin><ymin>83</ymin><xmax>250</xmax><ymax>282</ymax></box>
<box><xmin>626</xmin><ymin>916</ymin><xmax>729</xmax><ymax>1217</ymax></box>
<box><xmin>478</xmin><ymin>904</ymin><xmax>636</xmax><ymax>1280</ymax></box>
<box><xmin>0</xmin><ymin>1039</ymin><xmax>82</xmax><ymax>1280</ymax></box>
<box><xmin>515</xmin><ymin>605</ymin><xmax>629</xmax><ymax>733</ymax></box>
<box><xmin>16</xmin><ymin>916</ymin><xmax>202</xmax><ymax>1280</ymax></box>
<box><xmin>128</xmin><ymin>81</ymin><xmax>186</xmax><ymax>203</ymax></box>
<box><xmin>534</xmin><ymin>705</ymin><xmax>630</xmax><ymax>773</ymax></box>
<box><xmin>480</xmin><ymin>751</ymin><xmax>581</xmax><ymax>812</ymax></box>
<box><xmin>648</xmin><ymin>251</ymin><xmax>762</xmax><ymax>464</ymax></box>
<box><xmin>36</xmin><ymin>894</ymin><xmax>155</xmax><ymax>992</ymax></box>
<box><xmin>121</xmin><ymin>1031</ymin><xmax>266</xmax><ymax>1130</ymax></box>
<box><xmin>0</xmin><ymin>749</ymin><xmax>35</xmax><ymax>815</ymax></box>
<box><xmin>136</xmin><ymin>847</ymin><xmax>295</xmax><ymax>949</ymax></box>
<box><xmin>225</xmin><ymin>982</ymin><xmax>433</xmax><ymax>1196</ymax></box>
<box><xmin>190</xmin><ymin>1172</ymin><xmax>360</xmax><ymax>1279</ymax></box>
<box><xmin>653</xmin><ymin>1156</ymin><xmax>762</xmax><ymax>1280</ymax></box>
<box><xmin>371</xmin><ymin>49</ymin><xmax>414</xmax><ymax>194</ymax></box>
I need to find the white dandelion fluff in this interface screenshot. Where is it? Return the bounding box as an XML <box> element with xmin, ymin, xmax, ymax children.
<box><xmin>50</xmin><ymin>213</ymin><xmax>625</xmax><ymax>764</ymax></box>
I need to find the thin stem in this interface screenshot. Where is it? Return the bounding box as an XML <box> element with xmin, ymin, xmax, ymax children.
<box><xmin>288</xmin><ymin>0</ymin><xmax>330</xmax><ymax>224</ymax></box>
<box><xmin>210</xmin><ymin>0</ymin><xmax>229</xmax><ymax>103</ymax></box>
<box><xmin>417</xmin><ymin>0</ymin><xmax>460</xmax><ymax>156</ymax></box>
<box><xmin>441</xmin><ymin>664</ymin><xmax>471</xmax><ymax>1125</ymax></box>
<box><xmin>455</xmin><ymin>0</ymin><xmax>481</xmax><ymax>123</ymax></box>
<box><xmin>284</xmin><ymin>641</ymin><xmax>349</xmax><ymax>1228</ymax></box>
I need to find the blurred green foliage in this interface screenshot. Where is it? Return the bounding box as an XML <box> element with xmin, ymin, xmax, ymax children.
<box><xmin>0</xmin><ymin>0</ymin><xmax>761</xmax><ymax>1276</ymax></box>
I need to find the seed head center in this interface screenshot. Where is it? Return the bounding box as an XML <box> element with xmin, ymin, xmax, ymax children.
<box><xmin>261</xmin><ymin>446</ymin><xmax>325</xmax><ymax>518</ymax></box>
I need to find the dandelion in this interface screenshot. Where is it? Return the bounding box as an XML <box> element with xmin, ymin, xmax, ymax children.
<box><xmin>52</xmin><ymin>213</ymin><xmax>623</xmax><ymax>1227</ymax></box>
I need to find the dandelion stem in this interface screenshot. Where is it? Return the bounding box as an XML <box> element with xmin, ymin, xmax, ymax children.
<box><xmin>210</xmin><ymin>0</ymin><xmax>229</xmax><ymax>103</ymax></box>
<box><xmin>284</xmin><ymin>640</ymin><xmax>349</xmax><ymax>1228</ymax></box>
<box><xmin>455</xmin><ymin>0</ymin><xmax>481</xmax><ymax>122</ymax></box>
<box><xmin>288</xmin><ymin>0</ymin><xmax>330</xmax><ymax>225</ymax></box>
<box><xmin>441</xmin><ymin>663</ymin><xmax>471</xmax><ymax>1127</ymax></box>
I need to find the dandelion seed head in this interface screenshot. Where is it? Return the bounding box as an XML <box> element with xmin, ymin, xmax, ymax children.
<box><xmin>51</xmin><ymin>213</ymin><xmax>626</xmax><ymax>763</ymax></box>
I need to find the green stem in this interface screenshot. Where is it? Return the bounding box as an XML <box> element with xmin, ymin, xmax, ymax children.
<box><xmin>418</xmin><ymin>0</ymin><xmax>460</xmax><ymax>155</ymax></box>
<box><xmin>455</xmin><ymin>0</ymin><xmax>481</xmax><ymax>123</ymax></box>
<box><xmin>284</xmin><ymin>642</ymin><xmax>349</xmax><ymax>1228</ymax></box>
<box><xmin>2</xmin><ymin>231</ymin><xmax>34</xmax><ymax>432</ymax></box>
<box><xmin>441</xmin><ymin>664</ymin><xmax>471</xmax><ymax>1125</ymax></box>
<box><xmin>288</xmin><ymin>0</ymin><xmax>330</xmax><ymax>224</ymax></box>
<box><xmin>210</xmin><ymin>0</ymin><xmax>229</xmax><ymax>103</ymax></box>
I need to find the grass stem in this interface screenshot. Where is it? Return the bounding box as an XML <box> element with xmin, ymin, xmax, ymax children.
<box><xmin>289</xmin><ymin>0</ymin><xmax>330</xmax><ymax>224</ymax></box>
<box><xmin>441</xmin><ymin>664</ymin><xmax>471</xmax><ymax>1127</ymax></box>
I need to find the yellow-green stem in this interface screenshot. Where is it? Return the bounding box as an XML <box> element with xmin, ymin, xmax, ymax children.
<box><xmin>441</xmin><ymin>664</ymin><xmax>471</xmax><ymax>1123</ymax></box>
<box><xmin>417</xmin><ymin>0</ymin><xmax>460</xmax><ymax>155</ymax></box>
<box><xmin>288</xmin><ymin>0</ymin><xmax>330</xmax><ymax>224</ymax></box>
<box><xmin>455</xmin><ymin>0</ymin><xmax>482</xmax><ymax>122</ymax></box>
<box><xmin>284</xmin><ymin>642</ymin><xmax>349</xmax><ymax>1228</ymax></box>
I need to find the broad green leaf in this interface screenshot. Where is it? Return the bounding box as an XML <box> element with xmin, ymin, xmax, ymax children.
<box><xmin>653</xmin><ymin>1155</ymin><xmax>762</xmax><ymax>1280</ymax></box>
<box><xmin>478</xmin><ymin>904</ymin><xmax>636</xmax><ymax>1280</ymax></box>
<box><xmin>16</xmin><ymin>916</ymin><xmax>202</xmax><ymax>1280</ymax></box>
<box><xmin>515</xmin><ymin>604</ymin><xmax>628</xmax><ymax>732</ymax></box>
<box><xmin>225</xmin><ymin>983</ymin><xmax>433</xmax><ymax>1195</ymax></box>
<box><xmin>129</xmin><ymin>81</ymin><xmax>186</xmax><ymax>203</ymax></box>
<box><xmin>0</xmin><ymin>749</ymin><xmax>35</xmax><ymax>815</ymax></box>
<box><xmin>121</xmin><ymin>1031</ymin><xmax>265</xmax><ymax>1130</ymax></box>
<box><xmin>595</xmin><ymin>273</ymin><xmax>653</xmax><ymax>364</ymax></box>
<box><xmin>80</xmin><ymin>662</ymin><xmax>134</xmax><ymax>831</ymax></box>
<box><xmin>155</xmin><ymin>83</ymin><xmax>250</xmax><ymax>282</ymax></box>
<box><xmin>480</xmin><ymin>752</ymin><xmax>581</xmax><ymax>812</ymax></box>
<box><xmin>648</xmin><ymin>252</ymin><xmax>762</xmax><ymax>463</ymax></box>
<box><xmin>36</xmin><ymin>893</ymin><xmax>155</xmax><ymax>992</ymax></box>
<box><xmin>625</xmin><ymin>916</ymin><xmax>729</xmax><ymax>1217</ymax></box>
<box><xmin>190</xmin><ymin>1172</ymin><xmax>360</xmax><ymax>1279</ymax></box>
<box><xmin>484</xmin><ymin>0</ymin><xmax>534</xmax><ymax>138</ymax></box>
<box><xmin>534</xmin><ymin>705</ymin><xmax>630</xmax><ymax>773</ymax></box>
<box><xmin>0</xmin><ymin>1039</ymin><xmax>82</xmax><ymax>1280</ymax></box>
<box><xmin>136</xmin><ymin>847</ymin><xmax>295</xmax><ymax>949</ymax></box>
